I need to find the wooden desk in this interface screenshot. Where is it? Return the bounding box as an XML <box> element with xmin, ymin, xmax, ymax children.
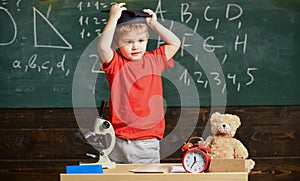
<box><xmin>60</xmin><ymin>164</ymin><xmax>248</xmax><ymax>181</ymax></box>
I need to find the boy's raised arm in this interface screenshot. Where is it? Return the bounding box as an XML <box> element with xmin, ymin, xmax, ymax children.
<box><xmin>143</xmin><ymin>9</ymin><xmax>181</xmax><ymax>60</ymax></box>
<box><xmin>98</xmin><ymin>3</ymin><xmax>127</xmax><ymax>63</ymax></box>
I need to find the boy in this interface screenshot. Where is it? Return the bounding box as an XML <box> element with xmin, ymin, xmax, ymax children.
<box><xmin>98</xmin><ymin>2</ymin><xmax>180</xmax><ymax>163</ymax></box>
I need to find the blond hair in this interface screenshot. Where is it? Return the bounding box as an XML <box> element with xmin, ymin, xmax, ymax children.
<box><xmin>113</xmin><ymin>24</ymin><xmax>149</xmax><ymax>45</ymax></box>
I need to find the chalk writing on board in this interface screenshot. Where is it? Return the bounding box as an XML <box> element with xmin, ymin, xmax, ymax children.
<box><xmin>0</xmin><ymin>7</ymin><xmax>17</xmax><ymax>45</ymax></box>
<box><xmin>175</xmin><ymin>2</ymin><xmax>257</xmax><ymax>94</ymax></box>
<box><xmin>77</xmin><ymin>1</ymin><xmax>108</xmax><ymax>11</ymax></box>
<box><xmin>33</xmin><ymin>7</ymin><xmax>72</xmax><ymax>49</ymax></box>
<box><xmin>12</xmin><ymin>53</ymin><xmax>70</xmax><ymax>76</ymax></box>
<box><xmin>179</xmin><ymin>67</ymin><xmax>257</xmax><ymax>94</ymax></box>
<box><xmin>77</xmin><ymin>1</ymin><xmax>109</xmax><ymax>39</ymax></box>
<box><xmin>0</xmin><ymin>6</ymin><xmax>72</xmax><ymax>76</ymax></box>
<box><xmin>89</xmin><ymin>54</ymin><xmax>104</xmax><ymax>74</ymax></box>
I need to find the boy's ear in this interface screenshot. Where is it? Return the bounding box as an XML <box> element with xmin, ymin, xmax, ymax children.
<box><xmin>112</xmin><ymin>39</ymin><xmax>122</xmax><ymax>50</ymax></box>
<box><xmin>112</xmin><ymin>41</ymin><xmax>119</xmax><ymax>49</ymax></box>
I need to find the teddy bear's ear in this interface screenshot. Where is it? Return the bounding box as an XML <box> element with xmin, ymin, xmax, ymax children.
<box><xmin>210</xmin><ymin>112</ymin><xmax>222</xmax><ymax>123</ymax></box>
<box><xmin>230</xmin><ymin>114</ymin><xmax>241</xmax><ymax>129</ymax></box>
<box><xmin>234</xmin><ymin>115</ymin><xmax>241</xmax><ymax>127</ymax></box>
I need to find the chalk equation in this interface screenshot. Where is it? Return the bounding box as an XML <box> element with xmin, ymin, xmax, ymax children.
<box><xmin>77</xmin><ymin>1</ymin><xmax>109</xmax><ymax>39</ymax></box>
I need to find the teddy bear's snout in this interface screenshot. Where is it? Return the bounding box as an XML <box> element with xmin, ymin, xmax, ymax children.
<box><xmin>218</xmin><ymin>123</ymin><xmax>231</xmax><ymax>134</ymax></box>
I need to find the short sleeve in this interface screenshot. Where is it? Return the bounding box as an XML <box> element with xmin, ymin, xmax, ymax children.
<box><xmin>100</xmin><ymin>50</ymin><xmax>119</xmax><ymax>75</ymax></box>
<box><xmin>148</xmin><ymin>45</ymin><xmax>174</xmax><ymax>71</ymax></box>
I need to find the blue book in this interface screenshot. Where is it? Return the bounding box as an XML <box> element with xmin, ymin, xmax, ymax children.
<box><xmin>66</xmin><ymin>164</ymin><xmax>103</xmax><ymax>174</ymax></box>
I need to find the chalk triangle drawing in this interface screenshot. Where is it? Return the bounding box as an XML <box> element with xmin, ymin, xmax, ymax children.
<box><xmin>33</xmin><ymin>7</ymin><xmax>72</xmax><ymax>49</ymax></box>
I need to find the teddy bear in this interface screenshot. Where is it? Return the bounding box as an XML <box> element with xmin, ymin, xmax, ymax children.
<box><xmin>205</xmin><ymin>112</ymin><xmax>255</xmax><ymax>173</ymax></box>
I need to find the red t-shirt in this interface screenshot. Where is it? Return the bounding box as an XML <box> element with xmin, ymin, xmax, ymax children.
<box><xmin>101</xmin><ymin>46</ymin><xmax>174</xmax><ymax>140</ymax></box>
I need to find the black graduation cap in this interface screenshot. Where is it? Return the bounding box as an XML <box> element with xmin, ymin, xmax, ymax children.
<box><xmin>117</xmin><ymin>10</ymin><xmax>151</xmax><ymax>25</ymax></box>
<box><xmin>102</xmin><ymin>9</ymin><xmax>151</xmax><ymax>26</ymax></box>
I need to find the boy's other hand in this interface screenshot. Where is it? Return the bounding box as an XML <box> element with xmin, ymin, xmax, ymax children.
<box><xmin>109</xmin><ymin>3</ymin><xmax>127</xmax><ymax>21</ymax></box>
<box><xmin>143</xmin><ymin>9</ymin><xmax>157</xmax><ymax>26</ymax></box>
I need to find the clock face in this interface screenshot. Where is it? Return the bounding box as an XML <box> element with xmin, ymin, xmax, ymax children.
<box><xmin>183</xmin><ymin>150</ymin><xmax>207</xmax><ymax>173</ymax></box>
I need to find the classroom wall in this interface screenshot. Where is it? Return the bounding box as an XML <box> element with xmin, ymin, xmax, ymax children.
<box><xmin>0</xmin><ymin>106</ymin><xmax>299</xmax><ymax>181</ymax></box>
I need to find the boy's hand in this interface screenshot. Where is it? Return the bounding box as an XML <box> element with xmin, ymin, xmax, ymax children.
<box><xmin>143</xmin><ymin>9</ymin><xmax>157</xmax><ymax>26</ymax></box>
<box><xmin>142</xmin><ymin>8</ymin><xmax>181</xmax><ymax>60</ymax></box>
<box><xmin>109</xmin><ymin>3</ymin><xmax>127</xmax><ymax>22</ymax></box>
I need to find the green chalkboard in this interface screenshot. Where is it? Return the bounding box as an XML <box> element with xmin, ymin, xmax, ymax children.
<box><xmin>0</xmin><ymin>0</ymin><xmax>299</xmax><ymax>108</ymax></box>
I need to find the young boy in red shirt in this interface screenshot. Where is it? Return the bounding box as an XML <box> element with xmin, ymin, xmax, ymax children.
<box><xmin>98</xmin><ymin>2</ymin><xmax>180</xmax><ymax>163</ymax></box>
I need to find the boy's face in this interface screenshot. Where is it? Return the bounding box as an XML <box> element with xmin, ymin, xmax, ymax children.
<box><xmin>117</xmin><ymin>31</ymin><xmax>148</xmax><ymax>61</ymax></box>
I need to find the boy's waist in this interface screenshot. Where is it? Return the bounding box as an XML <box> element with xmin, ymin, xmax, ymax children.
<box><xmin>114</xmin><ymin>127</ymin><xmax>164</xmax><ymax>140</ymax></box>
<box><xmin>116</xmin><ymin>137</ymin><xmax>160</xmax><ymax>143</ymax></box>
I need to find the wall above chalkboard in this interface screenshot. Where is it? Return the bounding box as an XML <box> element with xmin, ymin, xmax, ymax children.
<box><xmin>0</xmin><ymin>0</ymin><xmax>299</xmax><ymax>108</ymax></box>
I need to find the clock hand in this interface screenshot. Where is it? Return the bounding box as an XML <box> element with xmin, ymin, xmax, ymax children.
<box><xmin>190</xmin><ymin>162</ymin><xmax>195</xmax><ymax>168</ymax></box>
<box><xmin>190</xmin><ymin>156</ymin><xmax>197</xmax><ymax>168</ymax></box>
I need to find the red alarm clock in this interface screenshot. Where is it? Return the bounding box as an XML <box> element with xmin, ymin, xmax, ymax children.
<box><xmin>181</xmin><ymin>137</ymin><xmax>210</xmax><ymax>173</ymax></box>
